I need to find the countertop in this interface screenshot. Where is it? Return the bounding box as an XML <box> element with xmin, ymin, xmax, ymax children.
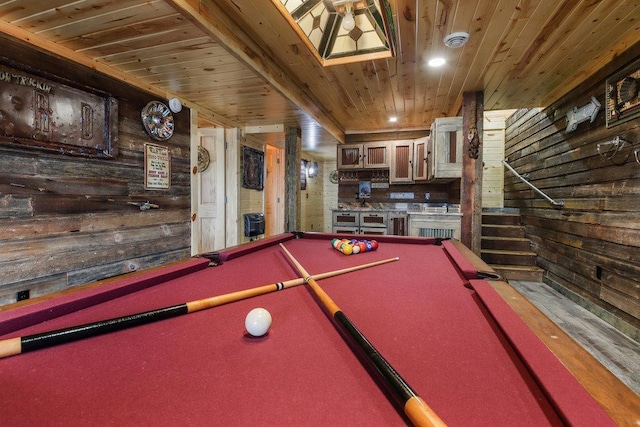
<box><xmin>334</xmin><ymin>202</ymin><xmax>461</xmax><ymax>215</ymax></box>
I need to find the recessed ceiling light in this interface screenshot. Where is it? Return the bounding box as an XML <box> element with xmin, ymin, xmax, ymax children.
<box><xmin>428</xmin><ymin>57</ymin><xmax>445</xmax><ymax>67</ymax></box>
<box><xmin>389</xmin><ymin>116</ymin><xmax>398</xmax><ymax>123</ymax></box>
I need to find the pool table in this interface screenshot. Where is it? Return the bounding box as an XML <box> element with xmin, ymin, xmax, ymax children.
<box><xmin>0</xmin><ymin>232</ymin><xmax>621</xmax><ymax>425</ymax></box>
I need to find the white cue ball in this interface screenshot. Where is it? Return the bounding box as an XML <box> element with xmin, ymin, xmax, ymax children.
<box><xmin>245</xmin><ymin>307</ymin><xmax>272</xmax><ymax>337</ymax></box>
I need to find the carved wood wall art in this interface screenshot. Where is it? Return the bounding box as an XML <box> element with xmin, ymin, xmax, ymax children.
<box><xmin>606</xmin><ymin>58</ymin><xmax>640</xmax><ymax>128</ymax></box>
<box><xmin>242</xmin><ymin>146</ymin><xmax>264</xmax><ymax>190</ymax></box>
<box><xmin>0</xmin><ymin>64</ymin><xmax>118</xmax><ymax>158</ymax></box>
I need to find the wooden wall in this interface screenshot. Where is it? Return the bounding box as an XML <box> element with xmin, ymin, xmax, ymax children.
<box><xmin>300</xmin><ymin>155</ymin><xmax>324</xmax><ymax>233</ymax></box>
<box><xmin>504</xmin><ymin>48</ymin><xmax>640</xmax><ymax>340</ymax></box>
<box><xmin>0</xmin><ymin>38</ymin><xmax>191</xmax><ymax>305</ymax></box>
<box><xmin>322</xmin><ymin>160</ymin><xmax>339</xmax><ymax>232</ymax></box>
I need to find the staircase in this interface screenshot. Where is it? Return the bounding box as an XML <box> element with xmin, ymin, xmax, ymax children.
<box><xmin>481</xmin><ymin>210</ymin><xmax>544</xmax><ymax>281</ymax></box>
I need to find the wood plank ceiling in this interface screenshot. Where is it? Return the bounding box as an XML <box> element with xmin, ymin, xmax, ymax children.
<box><xmin>0</xmin><ymin>0</ymin><xmax>638</xmax><ymax>159</ymax></box>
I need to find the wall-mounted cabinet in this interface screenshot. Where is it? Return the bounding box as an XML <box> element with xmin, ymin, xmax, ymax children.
<box><xmin>337</xmin><ymin>142</ymin><xmax>389</xmax><ymax>169</ymax></box>
<box><xmin>388</xmin><ymin>137</ymin><xmax>430</xmax><ymax>184</ymax></box>
<box><xmin>389</xmin><ymin>140</ymin><xmax>414</xmax><ymax>184</ymax></box>
<box><xmin>428</xmin><ymin>117</ymin><xmax>463</xmax><ymax>181</ymax></box>
<box><xmin>413</xmin><ymin>136</ymin><xmax>429</xmax><ymax>181</ymax></box>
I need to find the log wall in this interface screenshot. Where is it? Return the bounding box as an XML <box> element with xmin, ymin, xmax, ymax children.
<box><xmin>0</xmin><ymin>39</ymin><xmax>191</xmax><ymax>305</ymax></box>
<box><xmin>504</xmin><ymin>48</ymin><xmax>640</xmax><ymax>340</ymax></box>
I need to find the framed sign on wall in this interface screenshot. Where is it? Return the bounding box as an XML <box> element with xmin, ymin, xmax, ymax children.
<box><xmin>144</xmin><ymin>143</ymin><xmax>171</xmax><ymax>190</ymax></box>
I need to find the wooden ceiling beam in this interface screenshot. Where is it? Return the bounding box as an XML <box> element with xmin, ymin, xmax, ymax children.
<box><xmin>166</xmin><ymin>0</ymin><xmax>345</xmax><ymax>144</ymax></box>
<box><xmin>0</xmin><ymin>19</ymin><xmax>239</xmax><ymax>130</ymax></box>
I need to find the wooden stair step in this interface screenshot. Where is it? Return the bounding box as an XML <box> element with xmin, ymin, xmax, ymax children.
<box><xmin>481</xmin><ymin>212</ymin><xmax>521</xmax><ymax>225</ymax></box>
<box><xmin>481</xmin><ymin>249</ymin><xmax>537</xmax><ymax>266</ymax></box>
<box><xmin>490</xmin><ymin>265</ymin><xmax>545</xmax><ymax>282</ymax></box>
<box><xmin>482</xmin><ymin>224</ymin><xmax>526</xmax><ymax>238</ymax></box>
<box><xmin>481</xmin><ymin>236</ymin><xmax>531</xmax><ymax>251</ymax></box>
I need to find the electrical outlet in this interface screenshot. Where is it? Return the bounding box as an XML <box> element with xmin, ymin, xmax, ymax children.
<box><xmin>17</xmin><ymin>290</ymin><xmax>30</xmax><ymax>301</ymax></box>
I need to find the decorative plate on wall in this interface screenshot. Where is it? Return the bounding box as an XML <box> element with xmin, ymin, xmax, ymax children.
<box><xmin>197</xmin><ymin>146</ymin><xmax>210</xmax><ymax>172</ymax></box>
<box><xmin>329</xmin><ymin>170</ymin><xmax>339</xmax><ymax>184</ymax></box>
<box><xmin>141</xmin><ymin>101</ymin><xmax>174</xmax><ymax>141</ymax></box>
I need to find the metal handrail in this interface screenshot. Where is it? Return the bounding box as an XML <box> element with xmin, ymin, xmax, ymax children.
<box><xmin>502</xmin><ymin>159</ymin><xmax>565</xmax><ymax>208</ymax></box>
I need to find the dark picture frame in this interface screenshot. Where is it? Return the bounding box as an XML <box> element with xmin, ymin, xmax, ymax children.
<box><xmin>606</xmin><ymin>57</ymin><xmax>640</xmax><ymax>128</ymax></box>
<box><xmin>242</xmin><ymin>146</ymin><xmax>264</xmax><ymax>191</ymax></box>
<box><xmin>301</xmin><ymin>159</ymin><xmax>307</xmax><ymax>190</ymax></box>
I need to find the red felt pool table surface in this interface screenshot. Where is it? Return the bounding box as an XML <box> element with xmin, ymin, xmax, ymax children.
<box><xmin>0</xmin><ymin>232</ymin><xmax>620</xmax><ymax>426</ymax></box>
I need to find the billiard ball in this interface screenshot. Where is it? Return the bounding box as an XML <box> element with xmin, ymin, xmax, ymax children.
<box><xmin>371</xmin><ymin>240</ymin><xmax>378</xmax><ymax>250</ymax></box>
<box><xmin>341</xmin><ymin>243</ymin><xmax>353</xmax><ymax>255</ymax></box>
<box><xmin>245</xmin><ymin>307</ymin><xmax>272</xmax><ymax>337</ymax></box>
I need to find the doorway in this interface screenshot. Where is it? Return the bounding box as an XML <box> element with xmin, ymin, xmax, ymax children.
<box><xmin>265</xmin><ymin>144</ymin><xmax>284</xmax><ymax>236</ymax></box>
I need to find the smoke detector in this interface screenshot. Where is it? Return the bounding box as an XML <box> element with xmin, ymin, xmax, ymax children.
<box><xmin>443</xmin><ymin>32</ymin><xmax>469</xmax><ymax>48</ymax></box>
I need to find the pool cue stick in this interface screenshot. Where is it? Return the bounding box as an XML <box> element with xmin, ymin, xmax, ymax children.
<box><xmin>279</xmin><ymin>244</ymin><xmax>446</xmax><ymax>427</ymax></box>
<box><xmin>0</xmin><ymin>257</ymin><xmax>398</xmax><ymax>359</ymax></box>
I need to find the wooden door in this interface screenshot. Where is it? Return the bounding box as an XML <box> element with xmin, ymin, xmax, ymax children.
<box><xmin>195</xmin><ymin>128</ymin><xmax>227</xmax><ymax>253</ymax></box>
<box><xmin>265</xmin><ymin>145</ymin><xmax>284</xmax><ymax>236</ymax></box>
<box><xmin>482</xmin><ymin>111</ymin><xmax>514</xmax><ymax>208</ymax></box>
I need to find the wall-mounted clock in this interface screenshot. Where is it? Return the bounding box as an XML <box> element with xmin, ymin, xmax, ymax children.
<box><xmin>141</xmin><ymin>101</ymin><xmax>174</xmax><ymax>141</ymax></box>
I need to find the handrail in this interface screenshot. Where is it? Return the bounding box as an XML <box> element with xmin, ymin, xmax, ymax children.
<box><xmin>502</xmin><ymin>159</ymin><xmax>565</xmax><ymax>208</ymax></box>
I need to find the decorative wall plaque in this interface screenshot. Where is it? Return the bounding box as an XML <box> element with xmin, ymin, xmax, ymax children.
<box><xmin>300</xmin><ymin>159</ymin><xmax>307</xmax><ymax>190</ymax></box>
<box><xmin>141</xmin><ymin>101</ymin><xmax>174</xmax><ymax>141</ymax></box>
<box><xmin>144</xmin><ymin>143</ymin><xmax>171</xmax><ymax>190</ymax></box>
<box><xmin>242</xmin><ymin>146</ymin><xmax>264</xmax><ymax>190</ymax></box>
<box><xmin>606</xmin><ymin>58</ymin><xmax>640</xmax><ymax>128</ymax></box>
<box><xmin>0</xmin><ymin>63</ymin><xmax>118</xmax><ymax>157</ymax></box>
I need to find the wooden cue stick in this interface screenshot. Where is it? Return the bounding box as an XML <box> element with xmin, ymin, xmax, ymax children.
<box><xmin>279</xmin><ymin>244</ymin><xmax>446</xmax><ymax>427</ymax></box>
<box><xmin>0</xmin><ymin>257</ymin><xmax>399</xmax><ymax>359</ymax></box>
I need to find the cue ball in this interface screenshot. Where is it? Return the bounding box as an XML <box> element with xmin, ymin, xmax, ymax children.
<box><xmin>245</xmin><ymin>308</ymin><xmax>272</xmax><ymax>337</ymax></box>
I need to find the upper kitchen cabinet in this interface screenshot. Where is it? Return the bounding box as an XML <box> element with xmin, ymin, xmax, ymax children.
<box><xmin>337</xmin><ymin>142</ymin><xmax>389</xmax><ymax>169</ymax></box>
<box><xmin>389</xmin><ymin>140</ymin><xmax>414</xmax><ymax>184</ymax></box>
<box><xmin>412</xmin><ymin>136</ymin><xmax>429</xmax><ymax>181</ymax></box>
<box><xmin>428</xmin><ymin>117</ymin><xmax>463</xmax><ymax>181</ymax></box>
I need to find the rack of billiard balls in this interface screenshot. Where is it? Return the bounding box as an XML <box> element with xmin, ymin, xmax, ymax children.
<box><xmin>331</xmin><ymin>238</ymin><xmax>378</xmax><ymax>255</ymax></box>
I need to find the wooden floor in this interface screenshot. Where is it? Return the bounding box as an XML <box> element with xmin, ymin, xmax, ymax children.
<box><xmin>509</xmin><ymin>280</ymin><xmax>640</xmax><ymax>395</ymax></box>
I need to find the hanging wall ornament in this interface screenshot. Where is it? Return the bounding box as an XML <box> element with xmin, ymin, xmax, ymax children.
<box><xmin>468</xmin><ymin>127</ymin><xmax>480</xmax><ymax>159</ymax></box>
<box><xmin>468</xmin><ymin>102</ymin><xmax>480</xmax><ymax>159</ymax></box>
<box><xmin>565</xmin><ymin>96</ymin><xmax>601</xmax><ymax>132</ymax></box>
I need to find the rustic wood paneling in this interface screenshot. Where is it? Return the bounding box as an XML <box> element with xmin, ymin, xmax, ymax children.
<box><xmin>0</xmin><ymin>44</ymin><xmax>192</xmax><ymax>305</ymax></box>
<box><xmin>504</xmin><ymin>49</ymin><xmax>640</xmax><ymax>335</ymax></box>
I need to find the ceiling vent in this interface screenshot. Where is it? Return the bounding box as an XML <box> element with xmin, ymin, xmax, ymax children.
<box><xmin>443</xmin><ymin>32</ymin><xmax>470</xmax><ymax>48</ymax></box>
